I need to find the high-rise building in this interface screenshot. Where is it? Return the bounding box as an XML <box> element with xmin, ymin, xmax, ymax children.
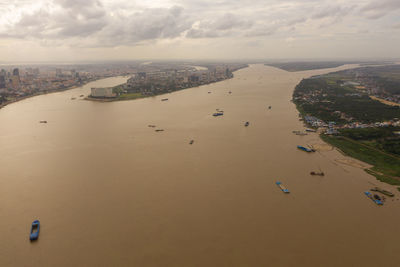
<box><xmin>13</xmin><ymin>68</ymin><xmax>19</xmax><ymax>77</ymax></box>
<box><xmin>0</xmin><ymin>75</ymin><xmax>6</xmax><ymax>89</ymax></box>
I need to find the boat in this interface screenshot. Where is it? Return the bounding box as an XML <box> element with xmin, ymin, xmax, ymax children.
<box><xmin>208</xmin><ymin>91</ymin><xmax>211</xmax><ymax>94</ymax></box>
<box><xmin>228</xmin><ymin>91</ymin><xmax>232</xmax><ymax>94</ymax></box>
<box><xmin>39</xmin><ymin>120</ymin><xmax>47</xmax><ymax>123</ymax></box>
<box><xmin>297</xmin><ymin>145</ymin><xmax>314</xmax><ymax>152</ymax></box>
<box><xmin>310</xmin><ymin>171</ymin><xmax>324</xmax><ymax>176</ymax></box>
<box><xmin>276</xmin><ymin>181</ymin><xmax>290</xmax><ymax>193</ymax></box>
<box><xmin>71</xmin><ymin>97</ymin><xmax>76</xmax><ymax>100</ymax></box>
<box><xmin>213</xmin><ymin>112</ymin><xmax>224</xmax><ymax>117</ymax></box>
<box><xmin>148</xmin><ymin>125</ymin><xmax>156</xmax><ymax>128</ymax></box>
<box><xmin>244</xmin><ymin>121</ymin><xmax>249</xmax><ymax>127</ymax></box>
<box><xmin>161</xmin><ymin>98</ymin><xmax>168</xmax><ymax>101</ymax></box>
<box><xmin>268</xmin><ymin>106</ymin><xmax>271</xmax><ymax>109</ymax></box>
<box><xmin>364</xmin><ymin>191</ymin><xmax>383</xmax><ymax>205</ymax></box>
<box><xmin>80</xmin><ymin>95</ymin><xmax>84</xmax><ymax>97</ymax></box>
<box><xmin>155</xmin><ymin>129</ymin><xmax>164</xmax><ymax>132</ymax></box>
<box><xmin>30</xmin><ymin>220</ymin><xmax>40</xmax><ymax>241</ymax></box>
<box><xmin>305</xmin><ymin>129</ymin><xmax>317</xmax><ymax>132</ymax></box>
<box><xmin>189</xmin><ymin>140</ymin><xmax>194</xmax><ymax>145</ymax></box>
<box><xmin>371</xmin><ymin>187</ymin><xmax>394</xmax><ymax>197</ymax></box>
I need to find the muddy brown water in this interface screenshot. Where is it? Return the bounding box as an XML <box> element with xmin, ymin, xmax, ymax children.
<box><xmin>1</xmin><ymin>65</ymin><xmax>399</xmax><ymax>266</ymax></box>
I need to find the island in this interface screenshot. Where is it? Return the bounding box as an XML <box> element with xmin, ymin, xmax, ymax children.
<box><xmin>86</xmin><ymin>63</ymin><xmax>248</xmax><ymax>101</ymax></box>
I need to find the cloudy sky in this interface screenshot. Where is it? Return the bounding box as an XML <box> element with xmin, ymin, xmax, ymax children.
<box><xmin>0</xmin><ymin>0</ymin><xmax>399</xmax><ymax>62</ymax></box>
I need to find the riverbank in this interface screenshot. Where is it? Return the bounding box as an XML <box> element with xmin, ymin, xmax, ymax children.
<box><xmin>0</xmin><ymin>75</ymin><xmax>128</xmax><ymax>110</ymax></box>
<box><xmin>320</xmin><ymin>134</ymin><xmax>400</xmax><ymax>188</ymax></box>
<box><xmin>85</xmin><ymin>70</ymin><xmax>241</xmax><ymax>103</ymax></box>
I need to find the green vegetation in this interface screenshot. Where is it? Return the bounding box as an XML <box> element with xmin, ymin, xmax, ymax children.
<box><xmin>266</xmin><ymin>61</ymin><xmax>349</xmax><ymax>72</ymax></box>
<box><xmin>339</xmin><ymin>127</ymin><xmax>400</xmax><ymax>156</ymax></box>
<box><xmin>359</xmin><ymin>65</ymin><xmax>400</xmax><ymax>95</ymax></box>
<box><xmin>116</xmin><ymin>92</ymin><xmax>145</xmax><ymax>100</ymax></box>
<box><xmin>320</xmin><ymin>134</ymin><xmax>400</xmax><ymax>185</ymax></box>
<box><xmin>293</xmin><ymin>76</ymin><xmax>400</xmax><ymax>124</ymax></box>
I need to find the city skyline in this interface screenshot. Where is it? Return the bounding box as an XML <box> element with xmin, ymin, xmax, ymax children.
<box><xmin>0</xmin><ymin>0</ymin><xmax>400</xmax><ymax>62</ymax></box>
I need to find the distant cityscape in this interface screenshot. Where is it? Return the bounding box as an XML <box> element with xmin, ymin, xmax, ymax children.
<box><xmin>90</xmin><ymin>63</ymin><xmax>247</xmax><ymax>99</ymax></box>
<box><xmin>0</xmin><ymin>62</ymin><xmax>247</xmax><ymax>106</ymax></box>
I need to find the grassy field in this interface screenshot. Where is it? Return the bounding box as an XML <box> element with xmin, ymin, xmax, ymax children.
<box><xmin>320</xmin><ymin>134</ymin><xmax>400</xmax><ymax>187</ymax></box>
<box><xmin>265</xmin><ymin>61</ymin><xmax>349</xmax><ymax>72</ymax></box>
<box><xmin>116</xmin><ymin>93</ymin><xmax>145</xmax><ymax>100</ymax></box>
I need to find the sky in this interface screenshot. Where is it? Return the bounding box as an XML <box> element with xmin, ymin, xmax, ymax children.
<box><xmin>0</xmin><ymin>0</ymin><xmax>399</xmax><ymax>62</ymax></box>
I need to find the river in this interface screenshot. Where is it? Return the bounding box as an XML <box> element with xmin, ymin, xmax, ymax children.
<box><xmin>1</xmin><ymin>64</ymin><xmax>399</xmax><ymax>266</ymax></box>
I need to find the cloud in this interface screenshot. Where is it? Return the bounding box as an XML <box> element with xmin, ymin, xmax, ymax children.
<box><xmin>0</xmin><ymin>0</ymin><xmax>107</xmax><ymax>39</ymax></box>
<box><xmin>186</xmin><ymin>13</ymin><xmax>253</xmax><ymax>38</ymax></box>
<box><xmin>360</xmin><ymin>0</ymin><xmax>400</xmax><ymax>19</ymax></box>
<box><xmin>0</xmin><ymin>0</ymin><xmax>398</xmax><ymax>49</ymax></box>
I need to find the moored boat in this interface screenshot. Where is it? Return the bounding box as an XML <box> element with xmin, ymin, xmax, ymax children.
<box><xmin>305</xmin><ymin>128</ymin><xmax>317</xmax><ymax>132</ymax></box>
<box><xmin>30</xmin><ymin>220</ymin><xmax>40</xmax><ymax>241</ymax></box>
<box><xmin>189</xmin><ymin>140</ymin><xmax>194</xmax><ymax>145</ymax></box>
<box><xmin>39</xmin><ymin>120</ymin><xmax>47</xmax><ymax>123</ymax></box>
<box><xmin>213</xmin><ymin>112</ymin><xmax>224</xmax><ymax>116</ymax></box>
<box><xmin>161</xmin><ymin>98</ymin><xmax>168</xmax><ymax>101</ymax></box>
<box><xmin>310</xmin><ymin>171</ymin><xmax>324</xmax><ymax>176</ymax></box>
<box><xmin>297</xmin><ymin>145</ymin><xmax>313</xmax><ymax>152</ymax></box>
<box><xmin>371</xmin><ymin>187</ymin><xmax>394</xmax><ymax>197</ymax></box>
<box><xmin>244</xmin><ymin>121</ymin><xmax>249</xmax><ymax>127</ymax></box>
<box><xmin>364</xmin><ymin>191</ymin><xmax>383</xmax><ymax>205</ymax></box>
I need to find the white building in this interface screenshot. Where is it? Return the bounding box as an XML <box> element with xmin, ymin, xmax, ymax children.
<box><xmin>91</xmin><ymin>87</ymin><xmax>115</xmax><ymax>98</ymax></box>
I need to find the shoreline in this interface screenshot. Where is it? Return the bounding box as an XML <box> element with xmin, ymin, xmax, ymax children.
<box><xmin>291</xmin><ymin>66</ymin><xmax>400</xmax><ymax>188</ymax></box>
<box><xmin>84</xmin><ymin>68</ymin><xmax>245</xmax><ymax>103</ymax></box>
<box><xmin>0</xmin><ymin>75</ymin><xmax>128</xmax><ymax>110</ymax></box>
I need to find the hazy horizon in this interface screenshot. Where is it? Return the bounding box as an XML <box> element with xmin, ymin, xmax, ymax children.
<box><xmin>1</xmin><ymin>0</ymin><xmax>400</xmax><ymax>62</ymax></box>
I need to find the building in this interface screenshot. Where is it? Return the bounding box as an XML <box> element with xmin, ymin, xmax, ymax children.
<box><xmin>0</xmin><ymin>75</ymin><xmax>5</xmax><ymax>89</ymax></box>
<box><xmin>11</xmin><ymin>75</ymin><xmax>20</xmax><ymax>89</ymax></box>
<box><xmin>13</xmin><ymin>68</ymin><xmax>19</xmax><ymax>77</ymax></box>
<box><xmin>91</xmin><ymin>87</ymin><xmax>115</xmax><ymax>98</ymax></box>
<box><xmin>56</xmin><ymin>69</ymin><xmax>62</xmax><ymax>78</ymax></box>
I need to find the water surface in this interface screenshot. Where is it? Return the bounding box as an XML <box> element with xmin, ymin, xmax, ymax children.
<box><xmin>1</xmin><ymin>65</ymin><xmax>399</xmax><ymax>267</ymax></box>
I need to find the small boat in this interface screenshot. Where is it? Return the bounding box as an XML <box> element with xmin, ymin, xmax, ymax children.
<box><xmin>364</xmin><ymin>191</ymin><xmax>383</xmax><ymax>205</ymax></box>
<box><xmin>213</xmin><ymin>112</ymin><xmax>224</xmax><ymax>117</ymax></box>
<box><xmin>276</xmin><ymin>182</ymin><xmax>290</xmax><ymax>193</ymax></box>
<box><xmin>155</xmin><ymin>129</ymin><xmax>164</xmax><ymax>132</ymax></box>
<box><xmin>268</xmin><ymin>106</ymin><xmax>271</xmax><ymax>109</ymax></box>
<box><xmin>39</xmin><ymin>120</ymin><xmax>47</xmax><ymax>123</ymax></box>
<box><xmin>189</xmin><ymin>140</ymin><xmax>194</xmax><ymax>145</ymax></box>
<box><xmin>161</xmin><ymin>98</ymin><xmax>168</xmax><ymax>101</ymax></box>
<box><xmin>208</xmin><ymin>92</ymin><xmax>211</xmax><ymax>94</ymax></box>
<box><xmin>148</xmin><ymin>125</ymin><xmax>156</xmax><ymax>128</ymax></box>
<box><xmin>228</xmin><ymin>91</ymin><xmax>232</xmax><ymax>94</ymax></box>
<box><xmin>310</xmin><ymin>171</ymin><xmax>324</xmax><ymax>176</ymax></box>
<box><xmin>373</xmin><ymin>194</ymin><xmax>382</xmax><ymax>201</ymax></box>
<box><xmin>71</xmin><ymin>97</ymin><xmax>76</xmax><ymax>100</ymax></box>
<box><xmin>244</xmin><ymin>121</ymin><xmax>249</xmax><ymax>127</ymax></box>
<box><xmin>305</xmin><ymin>129</ymin><xmax>317</xmax><ymax>132</ymax></box>
<box><xmin>80</xmin><ymin>95</ymin><xmax>84</xmax><ymax>97</ymax></box>
<box><xmin>297</xmin><ymin>145</ymin><xmax>313</xmax><ymax>152</ymax></box>
<box><xmin>371</xmin><ymin>187</ymin><xmax>394</xmax><ymax>197</ymax></box>
<box><xmin>30</xmin><ymin>220</ymin><xmax>40</xmax><ymax>241</ymax></box>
